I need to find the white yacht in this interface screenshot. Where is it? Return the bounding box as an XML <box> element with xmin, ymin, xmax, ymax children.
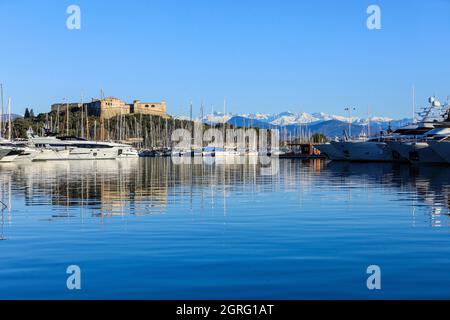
<box><xmin>330</xmin><ymin>138</ymin><xmax>395</xmax><ymax>162</ymax></box>
<box><xmin>324</xmin><ymin>97</ymin><xmax>449</xmax><ymax>162</ymax></box>
<box><xmin>214</xmin><ymin>147</ymin><xmax>240</xmax><ymax>157</ymax></box>
<box><xmin>246</xmin><ymin>149</ymin><xmax>259</xmax><ymax>157</ymax></box>
<box><xmin>27</xmin><ymin>131</ymin><xmax>138</xmax><ymax>161</ymax></box>
<box><xmin>386</xmin><ymin>127</ymin><xmax>450</xmax><ymax>164</ymax></box>
<box><xmin>0</xmin><ymin>138</ymin><xmax>39</xmax><ymax>162</ymax></box>
<box><xmin>200</xmin><ymin>147</ymin><xmax>240</xmax><ymax>157</ymax></box>
<box><xmin>0</xmin><ymin>145</ymin><xmax>15</xmax><ymax>161</ymax></box>
<box><xmin>171</xmin><ymin>149</ymin><xmax>193</xmax><ymax>157</ymax></box>
<box><xmin>314</xmin><ymin>142</ymin><xmax>346</xmax><ymax>161</ymax></box>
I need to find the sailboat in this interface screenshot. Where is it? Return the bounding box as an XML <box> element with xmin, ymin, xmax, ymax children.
<box><xmin>0</xmin><ymin>93</ymin><xmax>33</xmax><ymax>162</ymax></box>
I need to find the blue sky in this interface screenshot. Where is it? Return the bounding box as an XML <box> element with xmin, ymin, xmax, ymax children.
<box><xmin>1</xmin><ymin>0</ymin><xmax>450</xmax><ymax>118</ymax></box>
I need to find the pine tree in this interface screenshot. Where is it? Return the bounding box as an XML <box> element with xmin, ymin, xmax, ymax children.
<box><xmin>24</xmin><ymin>108</ymin><xmax>30</xmax><ymax>118</ymax></box>
<box><xmin>29</xmin><ymin>109</ymin><xmax>35</xmax><ymax>118</ymax></box>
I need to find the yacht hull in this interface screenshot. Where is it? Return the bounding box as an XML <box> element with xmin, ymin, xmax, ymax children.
<box><xmin>387</xmin><ymin>141</ymin><xmax>445</xmax><ymax>164</ymax></box>
<box><xmin>315</xmin><ymin>143</ymin><xmax>346</xmax><ymax>161</ymax></box>
<box><xmin>0</xmin><ymin>147</ymin><xmax>15</xmax><ymax>161</ymax></box>
<box><xmin>33</xmin><ymin>149</ymin><xmax>72</xmax><ymax>161</ymax></box>
<box><xmin>428</xmin><ymin>141</ymin><xmax>450</xmax><ymax>164</ymax></box>
<box><xmin>69</xmin><ymin>147</ymin><xmax>138</xmax><ymax>160</ymax></box>
<box><xmin>330</xmin><ymin>141</ymin><xmax>394</xmax><ymax>162</ymax></box>
<box><xmin>33</xmin><ymin>147</ymin><xmax>138</xmax><ymax>161</ymax></box>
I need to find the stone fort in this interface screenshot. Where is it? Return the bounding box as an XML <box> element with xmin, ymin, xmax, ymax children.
<box><xmin>51</xmin><ymin>97</ymin><xmax>168</xmax><ymax>120</ymax></box>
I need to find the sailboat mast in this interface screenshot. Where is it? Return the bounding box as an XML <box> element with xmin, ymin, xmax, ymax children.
<box><xmin>190</xmin><ymin>101</ymin><xmax>193</xmax><ymax>150</ymax></box>
<box><xmin>85</xmin><ymin>104</ymin><xmax>89</xmax><ymax>139</ymax></box>
<box><xmin>223</xmin><ymin>98</ymin><xmax>227</xmax><ymax>146</ymax></box>
<box><xmin>7</xmin><ymin>97</ymin><xmax>11</xmax><ymax>141</ymax></box>
<box><xmin>80</xmin><ymin>93</ymin><xmax>84</xmax><ymax>138</ymax></box>
<box><xmin>66</xmin><ymin>99</ymin><xmax>69</xmax><ymax>136</ymax></box>
<box><xmin>413</xmin><ymin>85</ymin><xmax>416</xmax><ymax>123</ymax></box>
<box><xmin>200</xmin><ymin>100</ymin><xmax>204</xmax><ymax>122</ymax></box>
<box><xmin>0</xmin><ymin>83</ymin><xmax>3</xmax><ymax>138</ymax></box>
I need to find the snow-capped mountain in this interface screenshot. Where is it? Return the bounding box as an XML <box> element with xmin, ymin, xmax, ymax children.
<box><xmin>173</xmin><ymin>111</ymin><xmax>412</xmax><ymax>137</ymax></box>
<box><xmin>202</xmin><ymin>111</ymin><xmax>400</xmax><ymax>126</ymax></box>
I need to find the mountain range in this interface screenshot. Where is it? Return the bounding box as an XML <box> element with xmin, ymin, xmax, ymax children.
<box><xmin>200</xmin><ymin>111</ymin><xmax>412</xmax><ymax>137</ymax></box>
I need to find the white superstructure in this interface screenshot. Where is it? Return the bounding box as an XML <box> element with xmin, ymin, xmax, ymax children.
<box><xmin>27</xmin><ymin>131</ymin><xmax>138</xmax><ymax>161</ymax></box>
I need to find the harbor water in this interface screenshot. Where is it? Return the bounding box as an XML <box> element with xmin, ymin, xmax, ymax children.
<box><xmin>0</xmin><ymin>158</ymin><xmax>450</xmax><ymax>299</ymax></box>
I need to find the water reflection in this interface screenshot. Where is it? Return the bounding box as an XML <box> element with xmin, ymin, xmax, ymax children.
<box><xmin>0</xmin><ymin>159</ymin><xmax>450</xmax><ymax>231</ymax></box>
<box><xmin>323</xmin><ymin>161</ymin><xmax>450</xmax><ymax>227</ymax></box>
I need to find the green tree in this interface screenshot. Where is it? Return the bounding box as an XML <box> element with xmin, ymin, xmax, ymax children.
<box><xmin>24</xmin><ymin>108</ymin><xmax>30</xmax><ymax>118</ymax></box>
<box><xmin>29</xmin><ymin>109</ymin><xmax>35</xmax><ymax>118</ymax></box>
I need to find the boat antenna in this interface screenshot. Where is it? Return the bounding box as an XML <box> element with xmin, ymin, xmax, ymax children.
<box><xmin>66</xmin><ymin>98</ymin><xmax>69</xmax><ymax>136</ymax></box>
<box><xmin>0</xmin><ymin>83</ymin><xmax>3</xmax><ymax>139</ymax></box>
<box><xmin>7</xmin><ymin>97</ymin><xmax>11</xmax><ymax>141</ymax></box>
<box><xmin>80</xmin><ymin>92</ymin><xmax>84</xmax><ymax>138</ymax></box>
<box><xmin>200</xmin><ymin>100</ymin><xmax>204</xmax><ymax>122</ymax></box>
<box><xmin>412</xmin><ymin>84</ymin><xmax>416</xmax><ymax>123</ymax></box>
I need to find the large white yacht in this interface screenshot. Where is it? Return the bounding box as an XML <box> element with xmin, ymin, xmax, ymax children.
<box><xmin>321</xmin><ymin>97</ymin><xmax>448</xmax><ymax>162</ymax></box>
<box><xmin>314</xmin><ymin>141</ymin><xmax>346</xmax><ymax>161</ymax></box>
<box><xmin>386</xmin><ymin>127</ymin><xmax>450</xmax><ymax>164</ymax></box>
<box><xmin>329</xmin><ymin>137</ymin><xmax>395</xmax><ymax>162</ymax></box>
<box><xmin>385</xmin><ymin>98</ymin><xmax>450</xmax><ymax>164</ymax></box>
<box><xmin>0</xmin><ymin>138</ymin><xmax>38</xmax><ymax>162</ymax></box>
<box><xmin>27</xmin><ymin>130</ymin><xmax>138</xmax><ymax>161</ymax></box>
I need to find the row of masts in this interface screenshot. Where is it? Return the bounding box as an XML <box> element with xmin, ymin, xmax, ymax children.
<box><xmin>34</xmin><ymin>96</ymin><xmax>317</xmax><ymax>148</ymax></box>
<box><xmin>3</xmin><ymin>88</ymin><xmax>335</xmax><ymax>147</ymax></box>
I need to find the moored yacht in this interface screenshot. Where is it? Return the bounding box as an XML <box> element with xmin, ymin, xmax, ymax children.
<box><xmin>428</xmin><ymin>138</ymin><xmax>450</xmax><ymax>164</ymax></box>
<box><xmin>314</xmin><ymin>142</ymin><xmax>346</xmax><ymax>161</ymax></box>
<box><xmin>386</xmin><ymin>127</ymin><xmax>450</xmax><ymax>164</ymax></box>
<box><xmin>330</xmin><ymin>138</ymin><xmax>395</xmax><ymax>162</ymax></box>
<box><xmin>27</xmin><ymin>130</ymin><xmax>138</xmax><ymax>161</ymax></box>
<box><xmin>0</xmin><ymin>138</ymin><xmax>39</xmax><ymax>162</ymax></box>
<box><xmin>0</xmin><ymin>145</ymin><xmax>16</xmax><ymax>161</ymax></box>
<box><xmin>324</xmin><ymin>96</ymin><xmax>450</xmax><ymax>162</ymax></box>
<box><xmin>214</xmin><ymin>147</ymin><xmax>240</xmax><ymax>157</ymax></box>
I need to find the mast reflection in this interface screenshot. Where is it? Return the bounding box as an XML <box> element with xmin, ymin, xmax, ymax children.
<box><xmin>0</xmin><ymin>159</ymin><xmax>449</xmax><ymax>227</ymax></box>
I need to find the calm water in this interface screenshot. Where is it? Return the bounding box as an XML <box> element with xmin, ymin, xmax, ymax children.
<box><xmin>1</xmin><ymin>158</ymin><xmax>450</xmax><ymax>299</ymax></box>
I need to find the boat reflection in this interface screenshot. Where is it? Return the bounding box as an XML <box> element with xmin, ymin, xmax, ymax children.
<box><xmin>323</xmin><ymin>161</ymin><xmax>450</xmax><ymax>227</ymax></box>
<box><xmin>0</xmin><ymin>159</ymin><xmax>449</xmax><ymax>229</ymax></box>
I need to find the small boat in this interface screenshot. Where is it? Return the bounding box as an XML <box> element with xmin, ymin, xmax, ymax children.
<box><xmin>139</xmin><ymin>149</ymin><xmax>157</xmax><ymax>157</ymax></box>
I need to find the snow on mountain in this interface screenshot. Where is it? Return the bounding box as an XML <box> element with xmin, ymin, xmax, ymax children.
<box><xmin>173</xmin><ymin>110</ymin><xmax>412</xmax><ymax>137</ymax></box>
<box><xmin>203</xmin><ymin>112</ymin><xmax>232</xmax><ymax>124</ymax></box>
<box><xmin>269</xmin><ymin>112</ymin><xmax>321</xmax><ymax>126</ymax></box>
<box><xmin>202</xmin><ymin>111</ymin><xmax>400</xmax><ymax>126</ymax></box>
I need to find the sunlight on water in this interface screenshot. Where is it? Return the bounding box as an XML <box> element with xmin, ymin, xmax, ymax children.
<box><xmin>0</xmin><ymin>159</ymin><xmax>450</xmax><ymax>299</ymax></box>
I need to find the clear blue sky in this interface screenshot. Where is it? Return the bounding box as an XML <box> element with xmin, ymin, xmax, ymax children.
<box><xmin>1</xmin><ymin>0</ymin><xmax>450</xmax><ymax>118</ymax></box>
